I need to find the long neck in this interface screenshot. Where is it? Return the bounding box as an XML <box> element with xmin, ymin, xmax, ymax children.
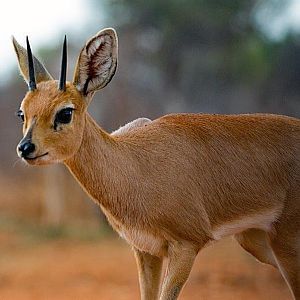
<box><xmin>64</xmin><ymin>113</ymin><xmax>137</xmax><ymax>221</ymax></box>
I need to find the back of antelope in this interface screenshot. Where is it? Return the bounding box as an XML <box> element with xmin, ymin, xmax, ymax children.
<box><xmin>13</xmin><ymin>28</ymin><xmax>300</xmax><ymax>299</ymax></box>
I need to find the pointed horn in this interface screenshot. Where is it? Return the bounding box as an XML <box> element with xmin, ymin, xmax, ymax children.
<box><xmin>26</xmin><ymin>36</ymin><xmax>36</xmax><ymax>91</ymax></box>
<box><xmin>59</xmin><ymin>35</ymin><xmax>67</xmax><ymax>91</ymax></box>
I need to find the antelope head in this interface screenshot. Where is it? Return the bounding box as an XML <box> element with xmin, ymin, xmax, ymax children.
<box><xmin>13</xmin><ymin>28</ymin><xmax>118</xmax><ymax>165</ymax></box>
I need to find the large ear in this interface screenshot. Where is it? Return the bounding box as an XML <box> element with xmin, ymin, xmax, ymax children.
<box><xmin>73</xmin><ymin>28</ymin><xmax>118</xmax><ymax>96</ymax></box>
<box><xmin>12</xmin><ymin>36</ymin><xmax>53</xmax><ymax>84</ymax></box>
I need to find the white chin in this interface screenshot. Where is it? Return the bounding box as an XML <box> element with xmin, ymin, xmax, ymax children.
<box><xmin>23</xmin><ymin>154</ymin><xmax>55</xmax><ymax>166</ymax></box>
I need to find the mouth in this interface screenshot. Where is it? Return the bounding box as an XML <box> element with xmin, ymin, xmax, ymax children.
<box><xmin>24</xmin><ymin>152</ymin><xmax>49</xmax><ymax>161</ymax></box>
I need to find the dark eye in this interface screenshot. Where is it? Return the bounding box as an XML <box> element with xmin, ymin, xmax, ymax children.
<box><xmin>16</xmin><ymin>110</ymin><xmax>24</xmax><ymax>122</ymax></box>
<box><xmin>54</xmin><ymin>107</ymin><xmax>74</xmax><ymax>127</ymax></box>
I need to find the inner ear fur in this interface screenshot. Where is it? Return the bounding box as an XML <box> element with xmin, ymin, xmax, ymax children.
<box><xmin>12</xmin><ymin>36</ymin><xmax>53</xmax><ymax>84</ymax></box>
<box><xmin>73</xmin><ymin>28</ymin><xmax>118</xmax><ymax>96</ymax></box>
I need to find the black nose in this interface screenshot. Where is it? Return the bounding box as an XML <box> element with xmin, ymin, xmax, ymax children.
<box><xmin>18</xmin><ymin>140</ymin><xmax>35</xmax><ymax>158</ymax></box>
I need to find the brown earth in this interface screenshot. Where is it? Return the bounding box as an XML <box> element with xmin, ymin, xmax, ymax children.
<box><xmin>0</xmin><ymin>230</ymin><xmax>292</xmax><ymax>300</ymax></box>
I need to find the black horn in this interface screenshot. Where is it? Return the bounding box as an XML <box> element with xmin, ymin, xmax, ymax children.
<box><xmin>26</xmin><ymin>36</ymin><xmax>36</xmax><ymax>91</ymax></box>
<box><xmin>59</xmin><ymin>35</ymin><xmax>67</xmax><ymax>91</ymax></box>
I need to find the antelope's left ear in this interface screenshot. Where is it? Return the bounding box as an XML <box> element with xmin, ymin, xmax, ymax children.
<box><xmin>73</xmin><ymin>28</ymin><xmax>118</xmax><ymax>97</ymax></box>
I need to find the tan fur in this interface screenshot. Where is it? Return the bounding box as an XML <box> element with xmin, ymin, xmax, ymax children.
<box><xmin>14</xmin><ymin>28</ymin><xmax>300</xmax><ymax>300</ymax></box>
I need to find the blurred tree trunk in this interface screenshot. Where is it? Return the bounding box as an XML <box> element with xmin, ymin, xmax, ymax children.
<box><xmin>42</xmin><ymin>165</ymin><xmax>65</xmax><ymax>225</ymax></box>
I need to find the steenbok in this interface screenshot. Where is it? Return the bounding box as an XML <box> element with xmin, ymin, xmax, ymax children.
<box><xmin>13</xmin><ymin>28</ymin><xmax>300</xmax><ymax>299</ymax></box>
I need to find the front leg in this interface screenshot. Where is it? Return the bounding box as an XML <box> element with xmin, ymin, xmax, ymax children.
<box><xmin>159</xmin><ymin>241</ymin><xmax>198</xmax><ymax>300</ymax></box>
<box><xmin>134</xmin><ymin>248</ymin><xmax>164</xmax><ymax>300</ymax></box>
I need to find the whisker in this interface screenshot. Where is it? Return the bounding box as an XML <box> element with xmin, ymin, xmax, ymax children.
<box><xmin>12</xmin><ymin>158</ymin><xmax>22</xmax><ymax>168</ymax></box>
<box><xmin>12</xmin><ymin>157</ymin><xmax>28</xmax><ymax>168</ymax></box>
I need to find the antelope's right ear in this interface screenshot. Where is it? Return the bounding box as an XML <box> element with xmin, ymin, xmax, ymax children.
<box><xmin>73</xmin><ymin>28</ymin><xmax>118</xmax><ymax>97</ymax></box>
<box><xmin>12</xmin><ymin>36</ymin><xmax>53</xmax><ymax>84</ymax></box>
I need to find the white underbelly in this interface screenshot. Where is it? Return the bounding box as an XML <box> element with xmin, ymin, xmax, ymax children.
<box><xmin>211</xmin><ymin>208</ymin><xmax>281</xmax><ymax>240</ymax></box>
<box><xmin>100</xmin><ymin>205</ymin><xmax>167</xmax><ymax>256</ymax></box>
<box><xmin>119</xmin><ymin>228</ymin><xmax>166</xmax><ymax>256</ymax></box>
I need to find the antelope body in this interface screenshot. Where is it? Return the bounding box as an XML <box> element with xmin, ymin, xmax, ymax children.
<box><xmin>13</xmin><ymin>28</ymin><xmax>300</xmax><ymax>299</ymax></box>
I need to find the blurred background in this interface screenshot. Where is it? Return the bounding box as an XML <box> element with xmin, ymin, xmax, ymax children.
<box><xmin>0</xmin><ymin>0</ymin><xmax>298</xmax><ymax>299</ymax></box>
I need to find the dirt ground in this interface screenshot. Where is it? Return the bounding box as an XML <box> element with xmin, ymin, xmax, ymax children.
<box><xmin>0</xmin><ymin>231</ymin><xmax>291</xmax><ymax>300</ymax></box>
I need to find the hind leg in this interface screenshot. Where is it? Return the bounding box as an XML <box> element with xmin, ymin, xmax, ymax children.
<box><xmin>269</xmin><ymin>233</ymin><xmax>300</xmax><ymax>299</ymax></box>
<box><xmin>268</xmin><ymin>185</ymin><xmax>300</xmax><ymax>299</ymax></box>
<box><xmin>235</xmin><ymin>228</ymin><xmax>277</xmax><ymax>267</ymax></box>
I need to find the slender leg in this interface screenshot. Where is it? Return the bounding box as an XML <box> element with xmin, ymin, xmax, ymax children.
<box><xmin>159</xmin><ymin>241</ymin><xmax>199</xmax><ymax>300</ymax></box>
<box><xmin>235</xmin><ymin>228</ymin><xmax>277</xmax><ymax>267</ymax></box>
<box><xmin>270</xmin><ymin>222</ymin><xmax>300</xmax><ymax>300</ymax></box>
<box><xmin>269</xmin><ymin>230</ymin><xmax>300</xmax><ymax>299</ymax></box>
<box><xmin>134</xmin><ymin>248</ymin><xmax>164</xmax><ymax>300</ymax></box>
<box><xmin>267</xmin><ymin>186</ymin><xmax>300</xmax><ymax>300</ymax></box>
